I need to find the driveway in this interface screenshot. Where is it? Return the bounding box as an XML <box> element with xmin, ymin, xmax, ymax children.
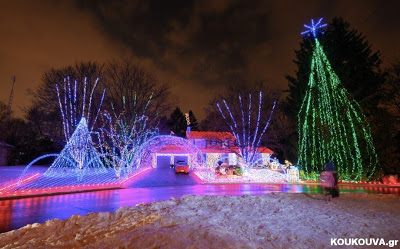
<box><xmin>129</xmin><ymin>167</ymin><xmax>200</xmax><ymax>188</ymax></box>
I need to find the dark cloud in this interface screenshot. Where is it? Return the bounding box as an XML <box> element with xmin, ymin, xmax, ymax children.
<box><xmin>1</xmin><ymin>0</ymin><xmax>400</xmax><ymax>121</ymax></box>
<box><xmin>78</xmin><ymin>0</ymin><xmax>272</xmax><ymax>86</ymax></box>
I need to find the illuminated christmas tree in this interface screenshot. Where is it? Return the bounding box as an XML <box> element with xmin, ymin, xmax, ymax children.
<box><xmin>298</xmin><ymin>18</ymin><xmax>378</xmax><ymax>181</ymax></box>
<box><xmin>44</xmin><ymin>117</ymin><xmax>107</xmax><ymax>180</ymax></box>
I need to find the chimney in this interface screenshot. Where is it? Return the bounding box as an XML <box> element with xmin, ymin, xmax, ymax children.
<box><xmin>185</xmin><ymin>112</ymin><xmax>191</xmax><ymax>138</ymax></box>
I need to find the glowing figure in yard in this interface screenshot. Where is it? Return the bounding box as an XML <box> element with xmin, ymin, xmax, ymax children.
<box><xmin>297</xmin><ymin>18</ymin><xmax>378</xmax><ymax>181</ymax></box>
<box><xmin>217</xmin><ymin>92</ymin><xmax>276</xmax><ymax>172</ymax></box>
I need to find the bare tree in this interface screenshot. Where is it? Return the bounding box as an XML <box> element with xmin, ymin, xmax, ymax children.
<box><xmin>27</xmin><ymin>59</ymin><xmax>175</xmax><ymax>148</ymax></box>
<box><xmin>201</xmin><ymin>82</ymin><xmax>293</xmax><ymax>160</ymax></box>
<box><xmin>99</xmin><ymin>95</ymin><xmax>158</xmax><ymax>178</ymax></box>
<box><xmin>27</xmin><ymin>61</ymin><xmax>105</xmax><ymax>145</ymax></box>
<box><xmin>103</xmin><ymin>59</ymin><xmax>175</xmax><ymax>126</ymax></box>
<box><xmin>217</xmin><ymin>89</ymin><xmax>276</xmax><ymax>169</ymax></box>
<box><xmin>0</xmin><ymin>101</ymin><xmax>9</xmax><ymax>141</ymax></box>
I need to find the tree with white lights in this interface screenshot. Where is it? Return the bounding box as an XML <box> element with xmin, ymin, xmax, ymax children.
<box><xmin>217</xmin><ymin>92</ymin><xmax>276</xmax><ymax>170</ymax></box>
<box><xmin>55</xmin><ymin>76</ymin><xmax>106</xmax><ymax>141</ymax></box>
<box><xmin>99</xmin><ymin>95</ymin><xmax>158</xmax><ymax>178</ymax></box>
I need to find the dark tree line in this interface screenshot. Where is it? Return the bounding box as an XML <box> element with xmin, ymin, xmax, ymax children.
<box><xmin>159</xmin><ymin>107</ymin><xmax>199</xmax><ymax>137</ymax></box>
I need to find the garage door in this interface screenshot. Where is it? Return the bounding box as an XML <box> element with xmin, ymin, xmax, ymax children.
<box><xmin>156</xmin><ymin>156</ymin><xmax>171</xmax><ymax>168</ymax></box>
<box><xmin>174</xmin><ymin>156</ymin><xmax>188</xmax><ymax>165</ymax></box>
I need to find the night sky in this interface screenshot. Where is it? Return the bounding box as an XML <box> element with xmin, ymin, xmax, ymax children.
<box><xmin>1</xmin><ymin>0</ymin><xmax>399</xmax><ymax>120</ymax></box>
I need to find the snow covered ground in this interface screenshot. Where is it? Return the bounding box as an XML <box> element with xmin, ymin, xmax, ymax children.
<box><xmin>1</xmin><ymin>193</ymin><xmax>398</xmax><ymax>248</ymax></box>
<box><xmin>0</xmin><ymin>166</ymin><xmax>48</xmax><ymax>187</ymax></box>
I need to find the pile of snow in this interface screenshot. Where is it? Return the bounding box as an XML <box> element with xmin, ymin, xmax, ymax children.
<box><xmin>195</xmin><ymin>168</ymin><xmax>287</xmax><ymax>183</ymax></box>
<box><xmin>1</xmin><ymin>193</ymin><xmax>399</xmax><ymax>248</ymax></box>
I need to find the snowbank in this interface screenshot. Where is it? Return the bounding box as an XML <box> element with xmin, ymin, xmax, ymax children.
<box><xmin>1</xmin><ymin>193</ymin><xmax>399</xmax><ymax>248</ymax></box>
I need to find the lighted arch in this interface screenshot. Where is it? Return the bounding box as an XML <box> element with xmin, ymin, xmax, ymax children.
<box><xmin>19</xmin><ymin>154</ymin><xmax>74</xmax><ymax>184</ymax></box>
<box><xmin>131</xmin><ymin>135</ymin><xmax>205</xmax><ymax>170</ymax></box>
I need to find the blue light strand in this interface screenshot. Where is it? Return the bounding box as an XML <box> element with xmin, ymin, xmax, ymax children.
<box><xmin>222</xmin><ymin>99</ymin><xmax>242</xmax><ymax>148</ymax></box>
<box><xmin>250</xmin><ymin>100</ymin><xmax>277</xmax><ymax>164</ymax></box>
<box><xmin>67</xmin><ymin>77</ymin><xmax>74</xmax><ymax>134</ymax></box>
<box><xmin>63</xmin><ymin>78</ymin><xmax>70</xmax><ymax>140</ymax></box>
<box><xmin>73</xmin><ymin>79</ymin><xmax>77</xmax><ymax>126</ymax></box>
<box><xmin>86</xmin><ymin>78</ymin><xmax>99</xmax><ymax>122</ymax></box>
<box><xmin>238</xmin><ymin>94</ymin><xmax>247</xmax><ymax>162</ymax></box>
<box><xmin>91</xmin><ymin>88</ymin><xmax>106</xmax><ymax>131</ymax></box>
<box><xmin>251</xmin><ymin>92</ymin><xmax>262</xmax><ymax>150</ymax></box>
<box><xmin>247</xmin><ymin>93</ymin><xmax>252</xmax><ymax>151</ymax></box>
<box><xmin>82</xmin><ymin>77</ymin><xmax>87</xmax><ymax>118</ymax></box>
<box><xmin>217</xmin><ymin>103</ymin><xmax>239</xmax><ymax>142</ymax></box>
<box><xmin>55</xmin><ymin>84</ymin><xmax>68</xmax><ymax>141</ymax></box>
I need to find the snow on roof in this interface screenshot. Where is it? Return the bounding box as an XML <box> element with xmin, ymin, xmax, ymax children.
<box><xmin>186</xmin><ymin>131</ymin><xmax>235</xmax><ymax>140</ymax></box>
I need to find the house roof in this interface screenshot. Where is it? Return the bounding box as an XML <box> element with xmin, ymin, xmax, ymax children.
<box><xmin>257</xmin><ymin>147</ymin><xmax>274</xmax><ymax>154</ymax></box>
<box><xmin>186</xmin><ymin>131</ymin><xmax>235</xmax><ymax>140</ymax></box>
<box><xmin>155</xmin><ymin>146</ymin><xmax>273</xmax><ymax>155</ymax></box>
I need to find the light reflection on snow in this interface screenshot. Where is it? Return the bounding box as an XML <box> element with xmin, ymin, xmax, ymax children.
<box><xmin>0</xmin><ymin>183</ymin><xmax>398</xmax><ymax>233</ymax></box>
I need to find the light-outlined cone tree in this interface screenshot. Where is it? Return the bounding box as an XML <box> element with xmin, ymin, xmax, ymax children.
<box><xmin>297</xmin><ymin>18</ymin><xmax>378</xmax><ymax>181</ymax></box>
<box><xmin>44</xmin><ymin>117</ymin><xmax>107</xmax><ymax>179</ymax></box>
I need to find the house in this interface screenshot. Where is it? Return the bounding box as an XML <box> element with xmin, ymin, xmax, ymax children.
<box><xmin>186</xmin><ymin>130</ymin><xmax>273</xmax><ymax>168</ymax></box>
<box><xmin>0</xmin><ymin>142</ymin><xmax>14</xmax><ymax>166</ymax></box>
<box><xmin>148</xmin><ymin>128</ymin><xmax>274</xmax><ymax>169</ymax></box>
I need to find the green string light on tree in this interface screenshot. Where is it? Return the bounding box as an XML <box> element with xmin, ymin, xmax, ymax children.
<box><xmin>298</xmin><ymin>18</ymin><xmax>378</xmax><ymax>181</ymax></box>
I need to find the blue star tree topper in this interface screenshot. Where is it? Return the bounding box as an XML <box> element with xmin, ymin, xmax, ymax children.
<box><xmin>301</xmin><ymin>18</ymin><xmax>327</xmax><ymax>37</ymax></box>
